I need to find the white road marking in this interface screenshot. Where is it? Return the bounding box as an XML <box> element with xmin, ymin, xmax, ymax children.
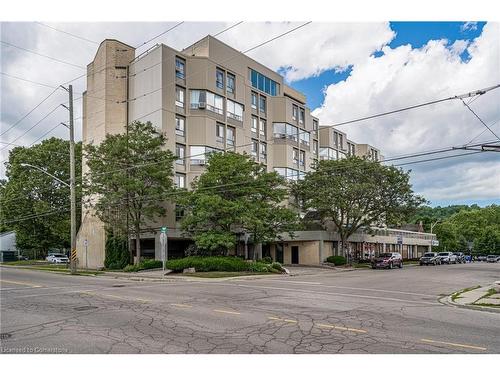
<box><xmin>228</xmin><ymin>283</ymin><xmax>440</xmax><ymax>305</ymax></box>
<box><xmin>421</xmin><ymin>338</ymin><xmax>487</xmax><ymax>351</ymax></box>
<box><xmin>213</xmin><ymin>309</ymin><xmax>241</xmax><ymax>315</ymax></box>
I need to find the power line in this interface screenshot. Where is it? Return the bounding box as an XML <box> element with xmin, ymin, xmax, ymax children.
<box><xmin>460</xmin><ymin>98</ymin><xmax>500</xmax><ymax>141</ymax></box>
<box><xmin>465</xmin><ymin>118</ymin><xmax>500</xmax><ymax>145</ymax></box>
<box><xmin>213</xmin><ymin>21</ymin><xmax>244</xmax><ymax>37</ymax></box>
<box><xmin>393</xmin><ymin>150</ymin><xmax>485</xmax><ymax>167</ymax></box>
<box><xmin>1</xmin><ymin>71</ymin><xmax>59</xmax><ymax>89</ymax></box>
<box><xmin>35</xmin><ymin>22</ymin><xmax>99</xmax><ymax>45</ymax></box>
<box><xmin>136</xmin><ymin>21</ymin><xmax>185</xmax><ymax>49</ymax></box>
<box><xmin>242</xmin><ymin>21</ymin><xmax>311</xmax><ymax>54</ymax></box>
<box><xmin>0</xmin><ymin>87</ymin><xmax>61</xmax><ymax>137</ymax></box>
<box><xmin>0</xmin><ymin>40</ymin><xmax>86</xmax><ymax>70</ymax></box>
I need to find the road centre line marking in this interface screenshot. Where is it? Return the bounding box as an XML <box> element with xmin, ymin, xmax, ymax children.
<box><xmin>315</xmin><ymin>323</ymin><xmax>367</xmax><ymax>333</ymax></box>
<box><xmin>267</xmin><ymin>316</ymin><xmax>297</xmax><ymax>323</ymax></box>
<box><xmin>0</xmin><ymin>279</ymin><xmax>42</xmax><ymax>288</ymax></box>
<box><xmin>213</xmin><ymin>309</ymin><xmax>241</xmax><ymax>315</ymax></box>
<box><xmin>230</xmin><ymin>283</ymin><xmax>439</xmax><ymax>305</ymax></box>
<box><xmin>420</xmin><ymin>339</ymin><xmax>487</xmax><ymax>351</ymax></box>
<box><xmin>171</xmin><ymin>303</ymin><xmax>192</xmax><ymax>308</ymax></box>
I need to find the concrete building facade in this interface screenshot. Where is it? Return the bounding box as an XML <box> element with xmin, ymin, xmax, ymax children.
<box><xmin>76</xmin><ymin>36</ymin><xmax>435</xmax><ymax>269</ymax></box>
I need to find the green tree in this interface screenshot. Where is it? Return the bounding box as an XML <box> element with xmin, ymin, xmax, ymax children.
<box><xmin>84</xmin><ymin>121</ymin><xmax>176</xmax><ymax>265</ymax></box>
<box><xmin>180</xmin><ymin>152</ymin><xmax>299</xmax><ymax>257</ymax></box>
<box><xmin>292</xmin><ymin>157</ymin><xmax>426</xmax><ymax>262</ymax></box>
<box><xmin>0</xmin><ymin>138</ymin><xmax>82</xmax><ymax>258</ymax></box>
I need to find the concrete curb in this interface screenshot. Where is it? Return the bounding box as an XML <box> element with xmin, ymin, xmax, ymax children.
<box><xmin>439</xmin><ymin>290</ymin><xmax>500</xmax><ymax>314</ymax></box>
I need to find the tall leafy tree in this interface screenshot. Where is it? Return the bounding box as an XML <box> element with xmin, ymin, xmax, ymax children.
<box><xmin>84</xmin><ymin>121</ymin><xmax>176</xmax><ymax>265</ymax></box>
<box><xmin>180</xmin><ymin>152</ymin><xmax>299</xmax><ymax>257</ymax></box>
<box><xmin>0</xmin><ymin>138</ymin><xmax>82</xmax><ymax>258</ymax></box>
<box><xmin>292</xmin><ymin>157</ymin><xmax>426</xmax><ymax>261</ymax></box>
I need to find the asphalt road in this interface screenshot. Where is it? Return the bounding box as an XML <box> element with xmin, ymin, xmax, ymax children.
<box><xmin>1</xmin><ymin>262</ymin><xmax>499</xmax><ymax>354</ymax></box>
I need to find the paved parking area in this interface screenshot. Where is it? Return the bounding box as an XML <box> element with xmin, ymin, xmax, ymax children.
<box><xmin>1</xmin><ymin>262</ymin><xmax>499</xmax><ymax>353</ymax></box>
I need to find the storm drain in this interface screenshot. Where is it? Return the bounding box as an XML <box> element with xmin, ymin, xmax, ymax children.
<box><xmin>73</xmin><ymin>306</ymin><xmax>98</xmax><ymax>311</ymax></box>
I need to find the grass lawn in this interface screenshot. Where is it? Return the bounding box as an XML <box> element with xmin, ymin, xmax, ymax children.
<box><xmin>1</xmin><ymin>262</ymin><xmax>101</xmax><ymax>276</ymax></box>
<box><xmin>173</xmin><ymin>271</ymin><xmax>277</xmax><ymax>278</ymax></box>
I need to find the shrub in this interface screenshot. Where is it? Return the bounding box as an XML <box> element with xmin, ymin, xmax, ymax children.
<box><xmin>123</xmin><ymin>264</ymin><xmax>140</xmax><ymax>272</ymax></box>
<box><xmin>165</xmin><ymin>256</ymin><xmax>249</xmax><ymax>272</ymax></box>
<box><xmin>326</xmin><ymin>255</ymin><xmax>347</xmax><ymax>266</ymax></box>
<box><xmin>140</xmin><ymin>259</ymin><xmax>163</xmax><ymax>270</ymax></box>
<box><xmin>258</xmin><ymin>256</ymin><xmax>273</xmax><ymax>264</ymax></box>
<box><xmin>271</xmin><ymin>262</ymin><xmax>284</xmax><ymax>271</ymax></box>
<box><xmin>104</xmin><ymin>233</ymin><xmax>130</xmax><ymax>270</ymax></box>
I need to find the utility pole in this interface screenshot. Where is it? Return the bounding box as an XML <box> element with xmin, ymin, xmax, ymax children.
<box><xmin>61</xmin><ymin>84</ymin><xmax>77</xmax><ymax>274</ymax></box>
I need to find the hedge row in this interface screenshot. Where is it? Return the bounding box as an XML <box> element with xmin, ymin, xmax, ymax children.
<box><xmin>326</xmin><ymin>255</ymin><xmax>347</xmax><ymax>266</ymax></box>
<box><xmin>164</xmin><ymin>256</ymin><xmax>283</xmax><ymax>273</ymax></box>
<box><xmin>123</xmin><ymin>259</ymin><xmax>163</xmax><ymax>272</ymax></box>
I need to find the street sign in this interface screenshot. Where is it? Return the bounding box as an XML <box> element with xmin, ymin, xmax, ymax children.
<box><xmin>431</xmin><ymin>239</ymin><xmax>439</xmax><ymax>246</ymax></box>
<box><xmin>160</xmin><ymin>226</ymin><xmax>167</xmax><ymax>234</ymax></box>
<box><xmin>397</xmin><ymin>235</ymin><xmax>403</xmax><ymax>245</ymax></box>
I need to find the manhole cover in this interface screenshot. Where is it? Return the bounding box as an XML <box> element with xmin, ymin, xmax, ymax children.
<box><xmin>73</xmin><ymin>306</ymin><xmax>98</xmax><ymax>311</ymax></box>
<box><xmin>112</xmin><ymin>284</ymin><xmax>125</xmax><ymax>288</ymax></box>
<box><xmin>0</xmin><ymin>333</ymin><xmax>12</xmax><ymax>340</ymax></box>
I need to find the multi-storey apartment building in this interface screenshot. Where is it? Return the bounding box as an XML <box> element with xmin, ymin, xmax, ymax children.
<box><xmin>76</xmin><ymin>36</ymin><xmax>435</xmax><ymax>268</ymax></box>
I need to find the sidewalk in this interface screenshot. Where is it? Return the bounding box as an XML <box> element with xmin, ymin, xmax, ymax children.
<box><xmin>444</xmin><ymin>281</ymin><xmax>500</xmax><ymax>312</ymax></box>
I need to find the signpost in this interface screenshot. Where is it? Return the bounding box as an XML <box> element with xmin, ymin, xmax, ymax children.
<box><xmin>83</xmin><ymin>239</ymin><xmax>88</xmax><ymax>269</ymax></box>
<box><xmin>160</xmin><ymin>227</ymin><xmax>168</xmax><ymax>273</ymax></box>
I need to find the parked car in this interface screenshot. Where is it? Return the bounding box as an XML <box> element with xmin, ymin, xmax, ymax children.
<box><xmin>419</xmin><ymin>252</ymin><xmax>441</xmax><ymax>266</ymax></box>
<box><xmin>16</xmin><ymin>255</ymin><xmax>29</xmax><ymax>261</ymax></box>
<box><xmin>486</xmin><ymin>255</ymin><xmax>500</xmax><ymax>263</ymax></box>
<box><xmin>476</xmin><ymin>254</ymin><xmax>488</xmax><ymax>262</ymax></box>
<box><xmin>453</xmin><ymin>252</ymin><xmax>465</xmax><ymax>263</ymax></box>
<box><xmin>371</xmin><ymin>252</ymin><xmax>403</xmax><ymax>269</ymax></box>
<box><xmin>46</xmin><ymin>253</ymin><xmax>69</xmax><ymax>264</ymax></box>
<box><xmin>437</xmin><ymin>252</ymin><xmax>457</xmax><ymax>264</ymax></box>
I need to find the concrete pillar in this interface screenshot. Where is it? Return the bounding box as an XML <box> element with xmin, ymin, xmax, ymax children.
<box><xmin>319</xmin><ymin>239</ymin><xmax>324</xmax><ymax>263</ymax></box>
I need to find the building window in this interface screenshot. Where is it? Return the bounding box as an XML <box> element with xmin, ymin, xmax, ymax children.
<box><xmin>292</xmin><ymin>105</ymin><xmax>298</xmax><ymax>120</ymax></box>
<box><xmin>259</xmin><ymin>119</ymin><xmax>266</xmax><ymax>138</ymax></box>
<box><xmin>299</xmin><ymin>150</ymin><xmax>305</xmax><ymax>167</ymax></box>
<box><xmin>260</xmin><ymin>142</ymin><xmax>267</xmax><ymax>162</ymax></box>
<box><xmin>339</xmin><ymin>134</ymin><xmax>344</xmax><ymax>149</ymax></box>
<box><xmin>227</xmin><ymin>126</ymin><xmax>235</xmax><ymax>147</ymax></box>
<box><xmin>333</xmin><ymin>132</ymin><xmax>339</xmax><ymax>148</ymax></box>
<box><xmin>216</xmin><ymin>69</ymin><xmax>224</xmax><ymax>89</ymax></box>
<box><xmin>175</xmin><ymin>116</ymin><xmax>185</xmax><ymax>137</ymax></box>
<box><xmin>249</xmin><ymin>69</ymin><xmax>279</xmax><ymax>96</ymax></box>
<box><xmin>216</xmin><ymin>123</ymin><xmax>225</xmax><ymax>143</ymax></box>
<box><xmin>320</xmin><ymin>147</ymin><xmax>337</xmax><ymax>161</ymax></box>
<box><xmin>175</xmin><ymin>86</ymin><xmax>185</xmax><ymax>108</ymax></box>
<box><xmin>175</xmin><ymin>173</ymin><xmax>186</xmax><ymax>189</ymax></box>
<box><xmin>313</xmin><ymin>139</ymin><xmax>318</xmax><ymax>155</ymax></box>
<box><xmin>251</xmin><ymin>139</ymin><xmax>258</xmax><ymax>157</ymax></box>
<box><xmin>251</xmin><ymin>116</ymin><xmax>258</xmax><ymax>135</ymax></box>
<box><xmin>175</xmin><ymin>205</ymin><xmax>184</xmax><ymax>221</ymax></box>
<box><xmin>259</xmin><ymin>96</ymin><xmax>266</xmax><ymax>114</ymax></box>
<box><xmin>292</xmin><ymin>148</ymin><xmax>299</xmax><ymax>165</ymax></box>
<box><xmin>189</xmin><ymin>146</ymin><xmax>221</xmax><ymax>165</ymax></box>
<box><xmin>299</xmin><ymin>130</ymin><xmax>310</xmax><ymax>146</ymax></box>
<box><xmin>175</xmin><ymin>143</ymin><xmax>185</xmax><ymax>165</ymax></box>
<box><xmin>227</xmin><ymin>73</ymin><xmax>235</xmax><ymax>94</ymax></box>
<box><xmin>313</xmin><ymin>119</ymin><xmax>318</xmax><ymax>132</ymax></box>
<box><xmin>206</xmin><ymin>92</ymin><xmax>224</xmax><ymax>115</ymax></box>
<box><xmin>273</xmin><ymin>123</ymin><xmax>298</xmax><ymax>142</ymax></box>
<box><xmin>190</xmin><ymin>90</ymin><xmax>205</xmax><ymax>109</ymax></box>
<box><xmin>299</xmin><ymin>108</ymin><xmax>305</xmax><ymax>124</ymax></box>
<box><xmin>274</xmin><ymin>167</ymin><xmax>299</xmax><ymax>181</ymax></box>
<box><xmin>251</xmin><ymin>92</ymin><xmax>258</xmax><ymax>110</ymax></box>
<box><xmin>227</xmin><ymin>99</ymin><xmax>243</xmax><ymax>121</ymax></box>
<box><xmin>175</xmin><ymin>57</ymin><xmax>185</xmax><ymax>79</ymax></box>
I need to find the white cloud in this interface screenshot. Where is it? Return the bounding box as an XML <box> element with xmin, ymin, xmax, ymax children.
<box><xmin>461</xmin><ymin>21</ymin><xmax>478</xmax><ymax>32</ymax></box>
<box><xmin>313</xmin><ymin>22</ymin><xmax>500</xmax><ymax>203</ymax></box>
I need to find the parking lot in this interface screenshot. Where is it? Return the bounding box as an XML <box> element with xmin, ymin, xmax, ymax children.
<box><xmin>1</xmin><ymin>262</ymin><xmax>499</xmax><ymax>353</ymax></box>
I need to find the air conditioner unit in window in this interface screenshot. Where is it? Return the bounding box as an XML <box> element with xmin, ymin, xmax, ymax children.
<box><xmin>198</xmin><ymin>102</ymin><xmax>206</xmax><ymax>109</ymax></box>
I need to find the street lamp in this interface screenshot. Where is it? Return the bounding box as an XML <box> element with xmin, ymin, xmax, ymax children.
<box><xmin>430</xmin><ymin>220</ymin><xmax>441</xmax><ymax>235</ymax></box>
<box><xmin>20</xmin><ymin>163</ymin><xmax>76</xmax><ymax>274</ymax></box>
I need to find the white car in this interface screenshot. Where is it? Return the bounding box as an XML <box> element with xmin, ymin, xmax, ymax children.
<box><xmin>437</xmin><ymin>252</ymin><xmax>457</xmax><ymax>264</ymax></box>
<box><xmin>46</xmin><ymin>253</ymin><xmax>69</xmax><ymax>264</ymax></box>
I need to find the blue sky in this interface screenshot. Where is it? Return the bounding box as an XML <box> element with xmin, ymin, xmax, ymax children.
<box><xmin>287</xmin><ymin>21</ymin><xmax>497</xmax><ymax>208</ymax></box>
<box><xmin>290</xmin><ymin>22</ymin><xmax>487</xmax><ymax>110</ymax></box>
